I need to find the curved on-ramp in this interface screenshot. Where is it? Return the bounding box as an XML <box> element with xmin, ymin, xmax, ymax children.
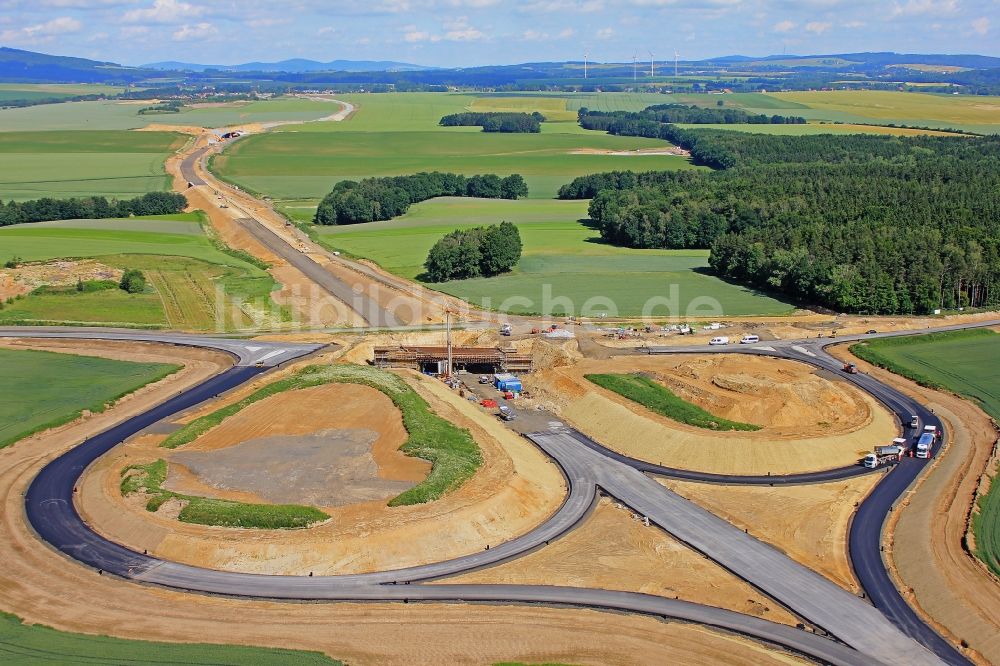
<box><xmin>15</xmin><ymin>331</ymin><xmax>884</xmax><ymax>666</ymax></box>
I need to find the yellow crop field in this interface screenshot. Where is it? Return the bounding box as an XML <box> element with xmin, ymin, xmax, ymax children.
<box><xmin>468</xmin><ymin>96</ymin><xmax>578</xmax><ymax>121</ymax></box>
<box><xmin>771</xmin><ymin>90</ymin><xmax>1000</xmax><ymax>127</ymax></box>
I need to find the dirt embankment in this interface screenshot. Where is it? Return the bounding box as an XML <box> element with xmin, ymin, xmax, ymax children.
<box><xmin>526</xmin><ymin>354</ymin><xmax>897</xmax><ymax>475</ymax></box>
<box><xmin>80</xmin><ymin>364</ymin><xmax>566</xmax><ymax>575</ymax></box>
<box><xmin>661</xmin><ymin>476</ymin><xmax>880</xmax><ymax>593</ymax></box>
<box><xmin>452</xmin><ymin>497</ymin><xmax>800</xmax><ymax>626</ymax></box>
<box><xmin>829</xmin><ymin>345</ymin><xmax>1000</xmax><ymax>665</ymax></box>
<box><xmin>0</xmin><ymin>356</ymin><xmax>807</xmax><ymax>665</ymax></box>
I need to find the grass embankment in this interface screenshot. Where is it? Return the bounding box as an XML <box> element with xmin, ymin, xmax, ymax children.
<box><xmin>120</xmin><ymin>460</ymin><xmax>328</xmax><ymax>529</ymax></box>
<box><xmin>850</xmin><ymin>328</ymin><xmax>1000</xmax><ymax>577</ymax></box>
<box><xmin>0</xmin><ymin>611</ymin><xmax>341</xmax><ymax>665</ymax></box>
<box><xmin>585</xmin><ymin>372</ymin><xmax>761</xmax><ymax>432</ymax></box>
<box><xmin>0</xmin><ymin>347</ymin><xmax>180</xmax><ymax>449</ymax></box>
<box><xmin>161</xmin><ymin>364</ymin><xmax>482</xmax><ymax>506</ymax></box>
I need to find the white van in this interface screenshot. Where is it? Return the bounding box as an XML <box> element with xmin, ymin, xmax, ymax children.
<box><xmin>739</xmin><ymin>334</ymin><xmax>759</xmax><ymax>344</ymax></box>
<box><xmin>709</xmin><ymin>336</ymin><xmax>730</xmax><ymax>346</ymax></box>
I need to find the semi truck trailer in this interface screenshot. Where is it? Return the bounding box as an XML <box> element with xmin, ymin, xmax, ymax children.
<box><xmin>863</xmin><ymin>445</ymin><xmax>904</xmax><ymax>469</ymax></box>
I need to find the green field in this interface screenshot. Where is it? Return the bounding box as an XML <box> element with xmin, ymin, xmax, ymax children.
<box><xmin>212</xmin><ymin>92</ymin><xmax>700</xmax><ymax>201</ymax></box>
<box><xmin>585</xmin><ymin>373</ymin><xmax>761</xmax><ymax>431</ymax></box>
<box><xmin>0</xmin><ymin>130</ymin><xmax>186</xmax><ymax>200</ymax></box>
<box><xmin>162</xmin><ymin>363</ymin><xmax>481</xmax><ymax>507</ymax></box>
<box><xmin>0</xmin><ymin>611</ymin><xmax>340</xmax><ymax>665</ymax></box>
<box><xmin>0</xmin><ymin>217</ymin><xmax>283</xmax><ymax>329</ymax></box>
<box><xmin>850</xmin><ymin>328</ymin><xmax>1000</xmax><ymax>576</ymax></box>
<box><xmin>0</xmin><ymin>96</ymin><xmax>339</xmax><ymax>132</ymax></box>
<box><xmin>317</xmin><ymin>197</ymin><xmax>793</xmax><ymax>317</ymax></box>
<box><xmin>0</xmin><ymin>347</ymin><xmax>180</xmax><ymax>448</ymax></box>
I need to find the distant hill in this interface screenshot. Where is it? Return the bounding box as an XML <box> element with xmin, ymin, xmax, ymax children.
<box><xmin>0</xmin><ymin>47</ymin><xmax>145</xmax><ymax>83</ymax></box>
<box><xmin>142</xmin><ymin>58</ymin><xmax>433</xmax><ymax>73</ymax></box>
<box><xmin>707</xmin><ymin>52</ymin><xmax>1000</xmax><ymax>70</ymax></box>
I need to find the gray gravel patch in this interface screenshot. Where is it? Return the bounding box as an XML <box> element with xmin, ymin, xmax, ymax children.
<box><xmin>168</xmin><ymin>428</ymin><xmax>416</xmax><ymax>507</ymax></box>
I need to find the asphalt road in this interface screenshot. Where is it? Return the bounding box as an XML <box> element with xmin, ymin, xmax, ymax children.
<box><xmin>0</xmin><ymin>327</ymin><xmax>323</xmax><ymax>367</ymax></box>
<box><xmin>178</xmin><ymin>139</ymin><xmax>396</xmax><ymax>328</ymax></box>
<box><xmin>17</xmin><ymin>337</ymin><xmax>876</xmax><ymax>666</ymax></box>
<box><xmin>20</xmin><ymin>322</ymin><xmax>998</xmax><ymax>665</ymax></box>
<box><xmin>233</xmin><ymin>217</ymin><xmax>395</xmax><ymax>328</ymax></box>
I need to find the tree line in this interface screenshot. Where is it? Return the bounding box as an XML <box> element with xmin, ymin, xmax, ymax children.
<box><xmin>560</xmin><ymin>132</ymin><xmax>1000</xmax><ymax>314</ymax></box>
<box><xmin>579</xmin><ymin>104</ymin><xmax>806</xmax><ymax>129</ymax></box>
<box><xmin>424</xmin><ymin>221</ymin><xmax>522</xmax><ymax>282</ymax></box>
<box><xmin>0</xmin><ymin>192</ymin><xmax>188</xmax><ymax>226</ymax></box>
<box><xmin>313</xmin><ymin>172</ymin><xmax>529</xmax><ymax>225</ymax></box>
<box><xmin>439</xmin><ymin>112</ymin><xmax>544</xmax><ymax>133</ymax></box>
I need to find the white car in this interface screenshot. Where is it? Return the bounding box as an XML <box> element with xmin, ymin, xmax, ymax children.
<box><xmin>739</xmin><ymin>335</ymin><xmax>760</xmax><ymax>344</ymax></box>
<box><xmin>709</xmin><ymin>336</ymin><xmax>730</xmax><ymax>345</ymax></box>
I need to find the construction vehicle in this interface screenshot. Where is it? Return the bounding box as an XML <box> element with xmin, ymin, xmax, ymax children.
<box><xmin>863</xmin><ymin>444</ymin><xmax>904</xmax><ymax>468</ymax></box>
<box><xmin>500</xmin><ymin>323</ymin><xmax>512</xmax><ymax>336</ymax></box>
<box><xmin>915</xmin><ymin>432</ymin><xmax>935</xmax><ymax>459</ymax></box>
<box><xmin>909</xmin><ymin>415</ymin><xmax>919</xmax><ymax>429</ymax></box>
<box><xmin>842</xmin><ymin>362</ymin><xmax>858</xmax><ymax>374</ymax></box>
<box><xmin>498</xmin><ymin>405</ymin><xmax>516</xmax><ymax>421</ymax></box>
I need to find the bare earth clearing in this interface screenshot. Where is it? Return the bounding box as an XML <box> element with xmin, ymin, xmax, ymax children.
<box><xmin>0</xmin><ymin>259</ymin><xmax>122</xmax><ymax>300</ymax></box>
<box><xmin>80</xmin><ymin>367</ymin><xmax>566</xmax><ymax>575</ymax></box>
<box><xmin>452</xmin><ymin>497</ymin><xmax>800</xmax><ymax>626</ymax></box>
<box><xmin>526</xmin><ymin>354</ymin><xmax>897</xmax><ymax>474</ymax></box>
<box><xmin>661</xmin><ymin>476</ymin><xmax>880</xmax><ymax>593</ymax></box>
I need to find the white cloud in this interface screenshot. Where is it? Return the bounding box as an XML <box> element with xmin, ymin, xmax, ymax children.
<box><xmin>0</xmin><ymin>16</ymin><xmax>82</xmax><ymax>43</ymax></box>
<box><xmin>596</xmin><ymin>26</ymin><xmax>614</xmax><ymax>39</ymax></box>
<box><xmin>970</xmin><ymin>16</ymin><xmax>989</xmax><ymax>35</ymax></box>
<box><xmin>124</xmin><ymin>0</ymin><xmax>205</xmax><ymax>24</ymax></box>
<box><xmin>442</xmin><ymin>16</ymin><xmax>484</xmax><ymax>41</ymax></box>
<box><xmin>889</xmin><ymin>0</ymin><xmax>958</xmax><ymax>18</ymax></box>
<box><xmin>172</xmin><ymin>21</ymin><xmax>218</xmax><ymax>41</ymax></box>
<box><xmin>841</xmin><ymin>20</ymin><xmax>865</xmax><ymax>29</ymax></box>
<box><xmin>404</xmin><ymin>30</ymin><xmax>438</xmax><ymax>42</ymax></box>
<box><xmin>805</xmin><ymin>21</ymin><xmax>832</xmax><ymax>34</ymax></box>
<box><xmin>773</xmin><ymin>20</ymin><xmax>796</xmax><ymax>32</ymax></box>
<box><xmin>317</xmin><ymin>26</ymin><xmax>337</xmax><ymax>36</ymax></box>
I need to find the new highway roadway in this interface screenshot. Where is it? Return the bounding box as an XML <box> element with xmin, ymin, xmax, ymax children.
<box><xmin>16</xmin><ymin>323</ymin><xmax>998</xmax><ymax>666</ymax></box>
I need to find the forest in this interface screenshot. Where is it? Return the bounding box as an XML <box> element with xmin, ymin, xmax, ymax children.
<box><xmin>313</xmin><ymin>172</ymin><xmax>528</xmax><ymax>225</ymax></box>
<box><xmin>424</xmin><ymin>222</ymin><xmax>522</xmax><ymax>282</ymax></box>
<box><xmin>561</xmin><ymin>129</ymin><xmax>1000</xmax><ymax>314</ymax></box>
<box><xmin>439</xmin><ymin>111</ymin><xmax>544</xmax><ymax>133</ymax></box>
<box><xmin>0</xmin><ymin>192</ymin><xmax>188</xmax><ymax>226</ymax></box>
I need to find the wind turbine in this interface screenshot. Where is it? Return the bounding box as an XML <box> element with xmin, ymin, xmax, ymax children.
<box><xmin>632</xmin><ymin>52</ymin><xmax>638</xmax><ymax>81</ymax></box>
<box><xmin>674</xmin><ymin>49</ymin><xmax>680</xmax><ymax>78</ymax></box>
<box><xmin>584</xmin><ymin>50</ymin><xmax>589</xmax><ymax>79</ymax></box>
<box><xmin>649</xmin><ymin>50</ymin><xmax>655</xmax><ymax>77</ymax></box>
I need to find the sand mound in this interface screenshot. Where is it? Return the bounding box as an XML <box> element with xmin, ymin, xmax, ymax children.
<box><xmin>0</xmin><ymin>259</ymin><xmax>122</xmax><ymax>300</ymax></box>
<box><xmin>524</xmin><ymin>354</ymin><xmax>897</xmax><ymax>475</ymax></box>
<box><xmin>657</xmin><ymin>356</ymin><xmax>861</xmax><ymax>430</ymax></box>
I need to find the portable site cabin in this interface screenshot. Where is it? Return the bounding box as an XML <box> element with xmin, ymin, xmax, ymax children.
<box><xmin>494</xmin><ymin>373</ymin><xmax>523</xmax><ymax>393</ymax></box>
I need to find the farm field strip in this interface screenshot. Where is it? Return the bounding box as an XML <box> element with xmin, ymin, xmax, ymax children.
<box><xmin>0</xmin><ymin>130</ymin><xmax>186</xmax><ymax>201</ymax></box>
<box><xmin>0</xmin><ymin>347</ymin><xmax>180</xmax><ymax>448</ymax></box>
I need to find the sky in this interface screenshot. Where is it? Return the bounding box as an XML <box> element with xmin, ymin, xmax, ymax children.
<box><xmin>0</xmin><ymin>0</ymin><xmax>997</xmax><ymax>67</ymax></box>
